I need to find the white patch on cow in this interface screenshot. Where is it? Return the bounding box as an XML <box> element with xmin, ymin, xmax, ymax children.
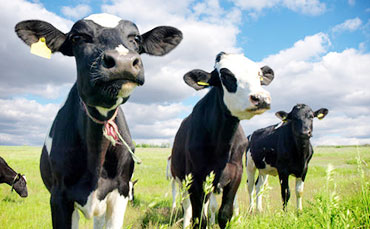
<box><xmin>105</xmin><ymin>189</ymin><xmax>128</xmax><ymax>228</ymax></box>
<box><xmin>93</xmin><ymin>213</ymin><xmax>105</xmax><ymax>228</ymax></box>
<box><xmin>255</xmin><ymin>174</ymin><xmax>269</xmax><ymax>212</ymax></box>
<box><xmin>118</xmin><ymin>82</ymin><xmax>137</xmax><ymax>98</ymax></box>
<box><xmin>44</xmin><ymin>123</ymin><xmax>53</xmax><ymax>155</ymax></box>
<box><xmin>182</xmin><ymin>190</ymin><xmax>192</xmax><ymax>229</ymax></box>
<box><xmin>215</xmin><ymin>53</ymin><xmax>271</xmax><ymax>120</ymax></box>
<box><xmin>209</xmin><ymin>193</ymin><xmax>218</xmax><ymax>225</ymax></box>
<box><xmin>274</xmin><ymin>121</ymin><xmax>284</xmax><ymax>130</ymax></box>
<box><xmin>128</xmin><ymin>181</ymin><xmax>134</xmax><ymax>201</ymax></box>
<box><xmin>71</xmin><ymin>209</ymin><xmax>80</xmax><ymax>229</ymax></box>
<box><xmin>96</xmin><ymin>97</ymin><xmax>123</xmax><ymax>117</ymax></box>
<box><xmin>233</xmin><ymin>193</ymin><xmax>239</xmax><ymax>216</ymax></box>
<box><xmin>295</xmin><ymin>178</ymin><xmax>304</xmax><ymax>210</ymax></box>
<box><xmin>75</xmin><ymin>190</ymin><xmax>107</xmax><ymax>220</ymax></box>
<box><xmin>85</xmin><ymin>13</ymin><xmax>121</xmax><ymax>28</ymax></box>
<box><xmin>246</xmin><ymin>150</ymin><xmax>256</xmax><ymax>212</ymax></box>
<box><xmin>115</xmin><ymin>44</ymin><xmax>129</xmax><ymax>56</ymax></box>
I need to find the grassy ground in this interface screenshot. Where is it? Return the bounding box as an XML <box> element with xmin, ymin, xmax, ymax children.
<box><xmin>0</xmin><ymin>145</ymin><xmax>369</xmax><ymax>228</ymax></box>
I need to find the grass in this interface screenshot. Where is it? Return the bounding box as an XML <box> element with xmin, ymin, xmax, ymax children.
<box><xmin>0</xmin><ymin>145</ymin><xmax>369</xmax><ymax>228</ymax></box>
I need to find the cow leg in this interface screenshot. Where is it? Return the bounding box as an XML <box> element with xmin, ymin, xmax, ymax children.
<box><xmin>93</xmin><ymin>214</ymin><xmax>105</xmax><ymax>229</ymax></box>
<box><xmin>279</xmin><ymin>173</ymin><xmax>290</xmax><ymax>211</ymax></box>
<box><xmin>50</xmin><ymin>188</ymin><xmax>74</xmax><ymax>229</ymax></box>
<box><xmin>218</xmin><ymin>185</ymin><xmax>237</xmax><ymax>229</ymax></box>
<box><xmin>209</xmin><ymin>193</ymin><xmax>217</xmax><ymax>226</ymax></box>
<box><xmin>105</xmin><ymin>190</ymin><xmax>129</xmax><ymax>229</ymax></box>
<box><xmin>171</xmin><ymin>178</ymin><xmax>178</xmax><ymax>210</ymax></box>
<box><xmin>233</xmin><ymin>193</ymin><xmax>239</xmax><ymax>216</ymax></box>
<box><xmin>71</xmin><ymin>209</ymin><xmax>80</xmax><ymax>229</ymax></box>
<box><xmin>189</xmin><ymin>183</ymin><xmax>206</xmax><ymax>229</ymax></box>
<box><xmin>246</xmin><ymin>151</ymin><xmax>256</xmax><ymax>212</ymax></box>
<box><xmin>295</xmin><ymin>177</ymin><xmax>304</xmax><ymax>211</ymax></box>
<box><xmin>182</xmin><ymin>190</ymin><xmax>192</xmax><ymax>228</ymax></box>
<box><xmin>255</xmin><ymin>174</ymin><xmax>268</xmax><ymax>212</ymax></box>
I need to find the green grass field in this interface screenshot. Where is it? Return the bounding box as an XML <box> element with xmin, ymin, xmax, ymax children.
<box><xmin>0</xmin><ymin>145</ymin><xmax>369</xmax><ymax>228</ymax></box>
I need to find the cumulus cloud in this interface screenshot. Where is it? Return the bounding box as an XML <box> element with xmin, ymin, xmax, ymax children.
<box><xmin>61</xmin><ymin>4</ymin><xmax>92</xmax><ymax>19</ymax></box>
<box><xmin>332</xmin><ymin>17</ymin><xmax>362</xmax><ymax>33</ymax></box>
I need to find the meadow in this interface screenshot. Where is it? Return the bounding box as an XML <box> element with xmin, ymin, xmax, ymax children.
<box><xmin>0</xmin><ymin>145</ymin><xmax>369</xmax><ymax>228</ymax></box>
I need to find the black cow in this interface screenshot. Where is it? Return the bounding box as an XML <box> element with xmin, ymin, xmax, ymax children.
<box><xmin>0</xmin><ymin>156</ymin><xmax>28</xmax><ymax>198</ymax></box>
<box><xmin>246</xmin><ymin>104</ymin><xmax>328</xmax><ymax>212</ymax></box>
<box><xmin>170</xmin><ymin>52</ymin><xmax>274</xmax><ymax>228</ymax></box>
<box><xmin>15</xmin><ymin>13</ymin><xmax>182</xmax><ymax>228</ymax></box>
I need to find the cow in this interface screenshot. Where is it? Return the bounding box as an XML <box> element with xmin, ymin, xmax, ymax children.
<box><xmin>15</xmin><ymin>13</ymin><xmax>182</xmax><ymax>228</ymax></box>
<box><xmin>0</xmin><ymin>156</ymin><xmax>28</xmax><ymax>198</ymax></box>
<box><xmin>246</xmin><ymin>104</ymin><xmax>328</xmax><ymax>212</ymax></box>
<box><xmin>170</xmin><ymin>52</ymin><xmax>274</xmax><ymax>228</ymax></box>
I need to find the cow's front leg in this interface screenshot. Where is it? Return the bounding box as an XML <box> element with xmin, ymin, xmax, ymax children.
<box><xmin>279</xmin><ymin>173</ymin><xmax>290</xmax><ymax>211</ymax></box>
<box><xmin>295</xmin><ymin>177</ymin><xmax>304</xmax><ymax>211</ymax></box>
<box><xmin>189</xmin><ymin>183</ymin><xmax>206</xmax><ymax>229</ymax></box>
<box><xmin>50</xmin><ymin>188</ymin><xmax>75</xmax><ymax>229</ymax></box>
<box><xmin>105</xmin><ymin>189</ymin><xmax>129</xmax><ymax>229</ymax></box>
<box><xmin>255</xmin><ymin>174</ymin><xmax>269</xmax><ymax>212</ymax></box>
<box><xmin>246</xmin><ymin>151</ymin><xmax>256</xmax><ymax>213</ymax></box>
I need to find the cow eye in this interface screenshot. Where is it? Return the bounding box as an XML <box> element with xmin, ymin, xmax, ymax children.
<box><xmin>71</xmin><ymin>34</ymin><xmax>92</xmax><ymax>44</ymax></box>
<box><xmin>134</xmin><ymin>35</ymin><xmax>142</xmax><ymax>43</ymax></box>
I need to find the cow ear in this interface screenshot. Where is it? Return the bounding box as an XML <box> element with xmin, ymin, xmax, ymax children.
<box><xmin>183</xmin><ymin>69</ymin><xmax>220</xmax><ymax>90</ymax></box>
<box><xmin>260</xmin><ymin>66</ymin><xmax>274</xmax><ymax>86</ymax></box>
<box><xmin>275</xmin><ymin>111</ymin><xmax>288</xmax><ymax>121</ymax></box>
<box><xmin>314</xmin><ymin>108</ymin><xmax>328</xmax><ymax>120</ymax></box>
<box><xmin>132</xmin><ymin>179</ymin><xmax>139</xmax><ymax>185</ymax></box>
<box><xmin>15</xmin><ymin>20</ymin><xmax>73</xmax><ymax>56</ymax></box>
<box><xmin>140</xmin><ymin>26</ymin><xmax>182</xmax><ymax>56</ymax></box>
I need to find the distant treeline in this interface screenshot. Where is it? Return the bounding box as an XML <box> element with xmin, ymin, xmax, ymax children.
<box><xmin>134</xmin><ymin>141</ymin><xmax>171</xmax><ymax>148</ymax></box>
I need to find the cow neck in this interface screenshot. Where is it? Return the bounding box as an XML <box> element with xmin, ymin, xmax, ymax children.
<box><xmin>200</xmin><ymin>87</ymin><xmax>240</xmax><ymax>154</ymax></box>
<box><xmin>284</xmin><ymin>122</ymin><xmax>311</xmax><ymax>157</ymax></box>
<box><xmin>0</xmin><ymin>164</ymin><xmax>17</xmax><ymax>186</ymax></box>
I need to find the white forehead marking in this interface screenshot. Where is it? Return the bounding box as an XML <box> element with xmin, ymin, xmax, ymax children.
<box><xmin>85</xmin><ymin>13</ymin><xmax>122</xmax><ymax>28</ymax></box>
<box><xmin>116</xmin><ymin>44</ymin><xmax>129</xmax><ymax>56</ymax></box>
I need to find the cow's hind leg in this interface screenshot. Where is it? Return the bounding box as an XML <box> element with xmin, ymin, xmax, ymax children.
<box><xmin>182</xmin><ymin>190</ymin><xmax>192</xmax><ymax>228</ymax></box>
<box><xmin>279</xmin><ymin>173</ymin><xmax>290</xmax><ymax>211</ymax></box>
<box><xmin>246</xmin><ymin>150</ymin><xmax>256</xmax><ymax>212</ymax></box>
<box><xmin>255</xmin><ymin>174</ymin><xmax>268</xmax><ymax>212</ymax></box>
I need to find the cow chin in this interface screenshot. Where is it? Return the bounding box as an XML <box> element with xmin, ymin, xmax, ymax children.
<box><xmin>118</xmin><ymin>81</ymin><xmax>138</xmax><ymax>98</ymax></box>
<box><xmin>232</xmin><ymin>107</ymin><xmax>269</xmax><ymax>120</ymax></box>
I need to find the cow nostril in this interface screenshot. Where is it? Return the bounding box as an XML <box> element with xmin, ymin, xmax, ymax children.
<box><xmin>250</xmin><ymin>95</ymin><xmax>261</xmax><ymax>106</ymax></box>
<box><xmin>132</xmin><ymin>58</ymin><xmax>140</xmax><ymax>68</ymax></box>
<box><xmin>102</xmin><ymin>54</ymin><xmax>116</xmax><ymax>69</ymax></box>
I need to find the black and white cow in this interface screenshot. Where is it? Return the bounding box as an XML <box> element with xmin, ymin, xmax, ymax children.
<box><xmin>15</xmin><ymin>13</ymin><xmax>182</xmax><ymax>228</ymax></box>
<box><xmin>246</xmin><ymin>104</ymin><xmax>328</xmax><ymax>212</ymax></box>
<box><xmin>170</xmin><ymin>52</ymin><xmax>274</xmax><ymax>228</ymax></box>
<box><xmin>0</xmin><ymin>156</ymin><xmax>28</xmax><ymax>198</ymax></box>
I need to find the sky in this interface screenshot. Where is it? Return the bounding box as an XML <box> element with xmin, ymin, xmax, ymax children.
<box><xmin>0</xmin><ymin>0</ymin><xmax>369</xmax><ymax>146</ymax></box>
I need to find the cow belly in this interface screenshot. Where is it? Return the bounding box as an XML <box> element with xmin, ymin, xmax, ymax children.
<box><xmin>75</xmin><ymin>190</ymin><xmax>107</xmax><ymax>219</ymax></box>
<box><xmin>258</xmin><ymin>162</ymin><xmax>278</xmax><ymax>176</ymax></box>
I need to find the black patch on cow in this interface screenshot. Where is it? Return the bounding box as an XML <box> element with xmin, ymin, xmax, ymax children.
<box><xmin>220</xmin><ymin>68</ymin><xmax>237</xmax><ymax>93</ymax></box>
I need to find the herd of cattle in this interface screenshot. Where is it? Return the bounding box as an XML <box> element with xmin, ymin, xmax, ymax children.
<box><xmin>0</xmin><ymin>13</ymin><xmax>329</xmax><ymax>228</ymax></box>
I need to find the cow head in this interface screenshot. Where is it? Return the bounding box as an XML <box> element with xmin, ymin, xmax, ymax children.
<box><xmin>184</xmin><ymin>52</ymin><xmax>274</xmax><ymax>120</ymax></box>
<box><xmin>15</xmin><ymin>13</ymin><xmax>182</xmax><ymax>115</ymax></box>
<box><xmin>276</xmin><ymin>104</ymin><xmax>328</xmax><ymax>138</ymax></box>
<box><xmin>11</xmin><ymin>174</ymin><xmax>28</xmax><ymax>198</ymax></box>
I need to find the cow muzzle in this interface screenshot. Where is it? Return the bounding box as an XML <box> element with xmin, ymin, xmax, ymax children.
<box><xmin>246</xmin><ymin>92</ymin><xmax>271</xmax><ymax>113</ymax></box>
<box><xmin>102</xmin><ymin>50</ymin><xmax>144</xmax><ymax>85</ymax></box>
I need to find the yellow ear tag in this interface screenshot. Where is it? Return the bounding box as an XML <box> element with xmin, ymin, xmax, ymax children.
<box><xmin>317</xmin><ymin>113</ymin><xmax>324</xmax><ymax>119</ymax></box>
<box><xmin>197</xmin><ymin>82</ymin><xmax>209</xmax><ymax>86</ymax></box>
<box><xmin>30</xmin><ymin>37</ymin><xmax>51</xmax><ymax>59</ymax></box>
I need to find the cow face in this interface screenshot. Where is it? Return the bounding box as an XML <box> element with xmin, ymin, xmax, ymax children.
<box><xmin>183</xmin><ymin>52</ymin><xmax>274</xmax><ymax>120</ymax></box>
<box><xmin>12</xmin><ymin>174</ymin><xmax>28</xmax><ymax>198</ymax></box>
<box><xmin>15</xmin><ymin>13</ymin><xmax>182</xmax><ymax>114</ymax></box>
<box><xmin>276</xmin><ymin>104</ymin><xmax>328</xmax><ymax>138</ymax></box>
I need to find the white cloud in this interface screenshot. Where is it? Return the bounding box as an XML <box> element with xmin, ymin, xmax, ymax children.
<box><xmin>0</xmin><ymin>98</ymin><xmax>58</xmax><ymax>145</ymax></box>
<box><xmin>332</xmin><ymin>17</ymin><xmax>362</xmax><ymax>33</ymax></box>
<box><xmin>61</xmin><ymin>4</ymin><xmax>92</xmax><ymax>19</ymax></box>
<box><xmin>231</xmin><ymin>0</ymin><xmax>326</xmax><ymax>16</ymax></box>
<box><xmin>348</xmin><ymin>0</ymin><xmax>356</xmax><ymax>6</ymax></box>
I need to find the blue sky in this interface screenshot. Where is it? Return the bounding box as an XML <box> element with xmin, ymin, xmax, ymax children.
<box><xmin>0</xmin><ymin>0</ymin><xmax>369</xmax><ymax>146</ymax></box>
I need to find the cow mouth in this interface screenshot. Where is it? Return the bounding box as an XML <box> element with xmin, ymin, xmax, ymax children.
<box><xmin>245</xmin><ymin>104</ymin><xmax>271</xmax><ymax>114</ymax></box>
